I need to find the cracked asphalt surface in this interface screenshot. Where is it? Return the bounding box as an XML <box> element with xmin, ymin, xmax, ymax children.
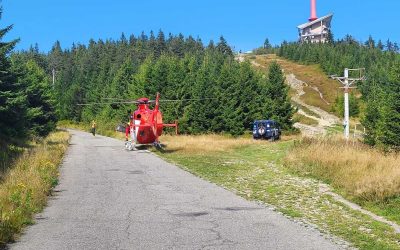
<box><xmin>10</xmin><ymin>130</ymin><xmax>341</xmax><ymax>250</ymax></box>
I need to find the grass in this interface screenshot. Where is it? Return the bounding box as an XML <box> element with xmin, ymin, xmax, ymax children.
<box><xmin>292</xmin><ymin>102</ymin><xmax>322</xmax><ymax>119</ymax></box>
<box><xmin>251</xmin><ymin>54</ymin><xmax>341</xmax><ymax>113</ymax></box>
<box><xmin>293</xmin><ymin>113</ymin><xmax>319</xmax><ymax>126</ymax></box>
<box><xmin>0</xmin><ymin>141</ymin><xmax>26</xmax><ymax>178</ymax></box>
<box><xmin>155</xmin><ymin>135</ymin><xmax>400</xmax><ymax>249</ymax></box>
<box><xmin>0</xmin><ymin>130</ymin><xmax>69</xmax><ymax>246</ymax></box>
<box><xmin>326</xmin><ymin>125</ymin><xmax>344</xmax><ymax>134</ymax></box>
<box><xmin>159</xmin><ymin>134</ymin><xmax>276</xmax><ymax>154</ymax></box>
<box><xmin>58</xmin><ymin>120</ymin><xmax>125</xmax><ymax>140</ymax></box>
<box><xmin>284</xmin><ymin>137</ymin><xmax>400</xmax><ymax>225</ymax></box>
<box><xmin>302</xmin><ymin>86</ymin><xmax>331</xmax><ymax>111</ymax></box>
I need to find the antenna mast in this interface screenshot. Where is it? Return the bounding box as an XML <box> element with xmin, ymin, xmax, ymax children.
<box><xmin>309</xmin><ymin>0</ymin><xmax>318</xmax><ymax>21</ymax></box>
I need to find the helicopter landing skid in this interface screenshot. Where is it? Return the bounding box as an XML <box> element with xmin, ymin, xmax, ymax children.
<box><xmin>125</xmin><ymin>141</ymin><xmax>136</xmax><ymax>151</ymax></box>
<box><xmin>153</xmin><ymin>141</ymin><xmax>162</xmax><ymax>149</ymax></box>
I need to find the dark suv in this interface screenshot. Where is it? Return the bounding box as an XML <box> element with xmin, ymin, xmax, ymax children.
<box><xmin>253</xmin><ymin>120</ymin><xmax>281</xmax><ymax>141</ymax></box>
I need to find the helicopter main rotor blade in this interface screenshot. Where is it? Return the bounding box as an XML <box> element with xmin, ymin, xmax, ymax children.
<box><xmin>77</xmin><ymin>101</ymin><xmax>139</xmax><ymax>106</ymax></box>
<box><xmin>101</xmin><ymin>97</ymin><xmax>134</xmax><ymax>101</ymax></box>
<box><xmin>78</xmin><ymin>97</ymin><xmax>217</xmax><ymax>106</ymax></box>
<box><xmin>148</xmin><ymin>98</ymin><xmax>217</xmax><ymax>103</ymax></box>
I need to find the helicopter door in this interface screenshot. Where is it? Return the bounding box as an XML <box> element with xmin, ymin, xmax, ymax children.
<box><xmin>133</xmin><ymin>120</ymin><xmax>140</xmax><ymax>143</ymax></box>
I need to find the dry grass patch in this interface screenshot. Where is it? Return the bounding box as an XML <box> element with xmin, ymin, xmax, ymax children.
<box><xmin>161</xmin><ymin>134</ymin><xmax>259</xmax><ymax>154</ymax></box>
<box><xmin>160</xmin><ymin>134</ymin><xmax>297</xmax><ymax>155</ymax></box>
<box><xmin>284</xmin><ymin>137</ymin><xmax>400</xmax><ymax>202</ymax></box>
<box><xmin>0</xmin><ymin>130</ymin><xmax>69</xmax><ymax>245</ymax></box>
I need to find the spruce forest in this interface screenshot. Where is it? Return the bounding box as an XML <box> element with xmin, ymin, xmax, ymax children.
<box><xmin>7</xmin><ymin>30</ymin><xmax>294</xmax><ymax>139</ymax></box>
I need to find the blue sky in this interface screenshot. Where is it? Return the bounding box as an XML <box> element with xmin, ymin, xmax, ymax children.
<box><xmin>2</xmin><ymin>0</ymin><xmax>400</xmax><ymax>52</ymax></box>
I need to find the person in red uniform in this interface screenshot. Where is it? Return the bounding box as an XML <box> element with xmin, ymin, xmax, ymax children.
<box><xmin>125</xmin><ymin>113</ymin><xmax>133</xmax><ymax>142</ymax></box>
<box><xmin>125</xmin><ymin>121</ymin><xmax>130</xmax><ymax>141</ymax></box>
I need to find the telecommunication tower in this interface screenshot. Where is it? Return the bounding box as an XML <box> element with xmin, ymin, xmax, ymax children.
<box><xmin>298</xmin><ymin>0</ymin><xmax>333</xmax><ymax>43</ymax></box>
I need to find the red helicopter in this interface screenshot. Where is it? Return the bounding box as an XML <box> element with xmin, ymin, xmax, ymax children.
<box><xmin>79</xmin><ymin>92</ymin><xmax>206</xmax><ymax>150</ymax></box>
<box><xmin>124</xmin><ymin>93</ymin><xmax>178</xmax><ymax>150</ymax></box>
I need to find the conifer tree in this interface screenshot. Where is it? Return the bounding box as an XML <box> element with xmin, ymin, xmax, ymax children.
<box><xmin>365</xmin><ymin>35</ymin><xmax>375</xmax><ymax>49</ymax></box>
<box><xmin>0</xmin><ymin>14</ymin><xmax>27</xmax><ymax>139</ymax></box>
<box><xmin>380</xmin><ymin>88</ymin><xmax>400</xmax><ymax>149</ymax></box>
<box><xmin>377</xmin><ymin>40</ymin><xmax>384</xmax><ymax>50</ymax></box>
<box><xmin>17</xmin><ymin>60</ymin><xmax>56</xmax><ymax>136</ymax></box>
<box><xmin>207</xmin><ymin>40</ymin><xmax>215</xmax><ymax>51</ymax></box>
<box><xmin>380</xmin><ymin>61</ymin><xmax>400</xmax><ymax>149</ymax></box>
<box><xmin>216</xmin><ymin>36</ymin><xmax>233</xmax><ymax>56</ymax></box>
<box><xmin>333</xmin><ymin>92</ymin><xmax>360</xmax><ymax>118</ymax></box>
<box><xmin>362</xmin><ymin>98</ymin><xmax>381</xmax><ymax>146</ymax></box>
<box><xmin>263</xmin><ymin>38</ymin><xmax>272</xmax><ymax>49</ymax></box>
<box><xmin>264</xmin><ymin>62</ymin><xmax>294</xmax><ymax>130</ymax></box>
<box><xmin>155</xmin><ymin>30</ymin><xmax>166</xmax><ymax>58</ymax></box>
<box><xmin>169</xmin><ymin>33</ymin><xmax>185</xmax><ymax>58</ymax></box>
<box><xmin>129</xmin><ymin>34</ymin><xmax>137</xmax><ymax>46</ymax></box>
<box><xmin>148</xmin><ymin>31</ymin><xmax>156</xmax><ymax>56</ymax></box>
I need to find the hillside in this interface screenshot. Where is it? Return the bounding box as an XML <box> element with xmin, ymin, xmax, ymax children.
<box><xmin>245</xmin><ymin>54</ymin><xmax>343</xmax><ymax>135</ymax></box>
<box><xmin>251</xmin><ymin>54</ymin><xmax>340</xmax><ymax>110</ymax></box>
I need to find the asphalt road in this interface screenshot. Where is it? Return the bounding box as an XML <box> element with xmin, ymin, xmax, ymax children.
<box><xmin>10</xmin><ymin>130</ymin><xmax>342</xmax><ymax>250</ymax></box>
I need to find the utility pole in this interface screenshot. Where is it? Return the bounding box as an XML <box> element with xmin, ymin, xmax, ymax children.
<box><xmin>331</xmin><ymin>68</ymin><xmax>365</xmax><ymax>140</ymax></box>
<box><xmin>344</xmin><ymin>68</ymin><xmax>350</xmax><ymax>139</ymax></box>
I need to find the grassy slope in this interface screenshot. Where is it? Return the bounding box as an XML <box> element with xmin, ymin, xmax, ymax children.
<box><xmin>156</xmin><ymin>135</ymin><xmax>400</xmax><ymax>250</ymax></box>
<box><xmin>251</xmin><ymin>54</ymin><xmax>365</xmax><ymax>128</ymax></box>
<box><xmin>285</xmin><ymin>137</ymin><xmax>400</xmax><ymax>225</ymax></box>
<box><xmin>0</xmin><ymin>130</ymin><xmax>69</xmax><ymax>246</ymax></box>
<box><xmin>251</xmin><ymin>54</ymin><xmax>341</xmax><ymax>112</ymax></box>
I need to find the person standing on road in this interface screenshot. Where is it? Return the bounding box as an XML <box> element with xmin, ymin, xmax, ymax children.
<box><xmin>125</xmin><ymin>121</ymin><xmax>130</xmax><ymax>142</ymax></box>
<box><xmin>91</xmin><ymin>120</ymin><xmax>96</xmax><ymax>136</ymax></box>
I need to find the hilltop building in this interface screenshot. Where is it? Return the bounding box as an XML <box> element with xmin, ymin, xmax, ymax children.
<box><xmin>298</xmin><ymin>0</ymin><xmax>333</xmax><ymax>43</ymax></box>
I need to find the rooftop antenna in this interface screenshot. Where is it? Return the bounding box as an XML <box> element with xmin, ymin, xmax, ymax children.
<box><xmin>309</xmin><ymin>0</ymin><xmax>318</xmax><ymax>21</ymax></box>
<box><xmin>331</xmin><ymin>68</ymin><xmax>366</xmax><ymax>140</ymax></box>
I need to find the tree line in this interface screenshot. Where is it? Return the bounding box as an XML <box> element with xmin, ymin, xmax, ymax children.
<box><xmin>278</xmin><ymin>36</ymin><xmax>400</xmax><ymax>150</ymax></box>
<box><xmin>2</xmin><ymin>26</ymin><xmax>294</xmax><ymax>139</ymax></box>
